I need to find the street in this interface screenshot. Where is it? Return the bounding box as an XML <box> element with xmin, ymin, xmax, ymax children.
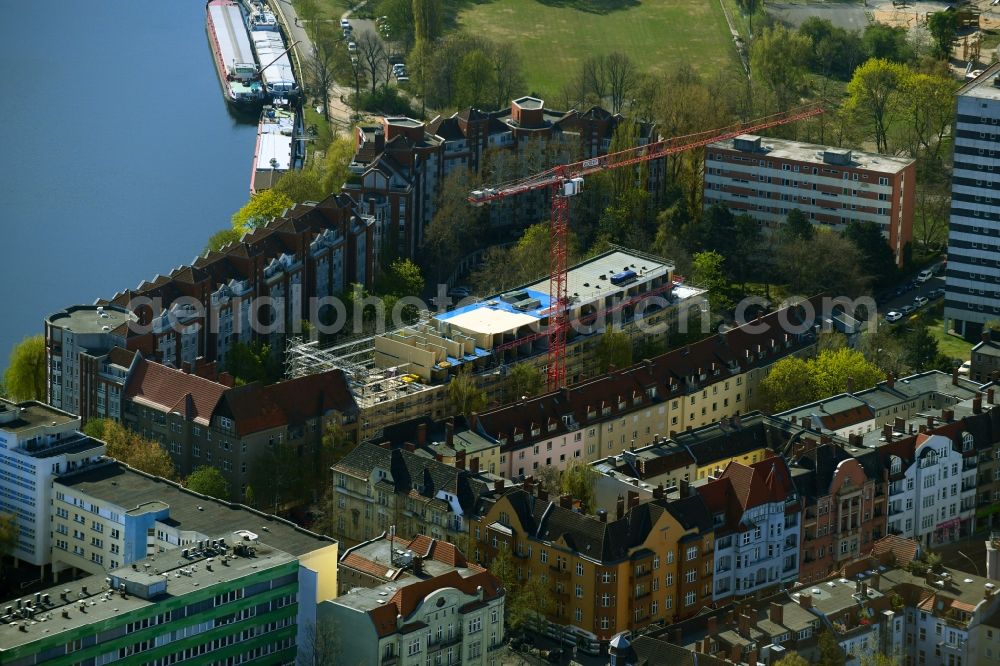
<box><xmin>876</xmin><ymin>275</ymin><xmax>946</xmax><ymax>322</ymax></box>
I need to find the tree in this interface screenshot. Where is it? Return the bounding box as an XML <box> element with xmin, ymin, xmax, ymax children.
<box><xmin>783</xmin><ymin>208</ymin><xmax>814</xmax><ymax>242</ymax></box>
<box><xmin>818</xmin><ymin>629</ymin><xmax>846</xmax><ymax>666</ymax></box>
<box><xmin>306</xmin><ymin>22</ymin><xmax>339</xmax><ymax>122</ymax></box>
<box><xmin>906</xmin><ymin>325</ymin><xmax>951</xmax><ymax>371</ymax></box>
<box><xmin>185</xmin><ymin>466</ymin><xmax>230</xmax><ymax>500</ymax></box>
<box><xmin>232</xmin><ymin>189</ymin><xmax>294</xmax><ymax>233</ymax></box>
<box><xmin>376</xmin><ymin>258</ymin><xmax>425</xmax><ymax>297</ymax></box>
<box><xmin>776</xmin><ymin>231</ymin><xmax>868</xmax><ymax>298</ymax></box>
<box><xmin>225</xmin><ymin>341</ymin><xmax>282</xmax><ymax>385</ymax></box>
<box><xmin>488</xmin><ymin>42</ymin><xmax>524</xmax><ymax>110</ymax></box>
<box><xmin>596</xmin><ymin>327</ymin><xmax>633</xmax><ymax>373</ymax></box>
<box><xmin>902</xmin><ymin>72</ymin><xmax>957</xmax><ymax>165</ymax></box>
<box><xmin>812</xmin><ymin>347</ymin><xmax>885</xmax><ymax>399</ymax></box>
<box><xmin>751</xmin><ymin>25</ymin><xmax>811</xmax><ymax>111</ymax></box>
<box><xmin>205</xmin><ymin>228</ymin><xmax>241</xmax><ymax>254</ymax></box>
<box><xmin>272</xmin><ymin>164</ymin><xmax>327</xmax><ymax>204</ymax></box>
<box><xmin>561</xmin><ymin>462</ymin><xmax>598</xmax><ymax>513</ymax></box>
<box><xmin>604</xmin><ymin>52</ymin><xmax>638</xmax><ymax>114</ymax></box>
<box><xmin>4</xmin><ymin>335</ymin><xmax>45</xmax><ymax>402</ymax></box>
<box><xmin>248</xmin><ymin>442</ymin><xmax>312</xmax><ymax>513</ymax></box>
<box><xmin>860</xmin><ymin>655</ymin><xmax>898</xmax><ymax>666</ymax></box>
<box><xmin>456</xmin><ymin>49</ymin><xmax>494</xmax><ymax>109</ymax></box>
<box><xmin>927</xmin><ymin>11</ymin><xmax>960</xmax><ymax>59</ymax></box>
<box><xmin>759</xmin><ymin>356</ymin><xmax>818</xmax><ymax>412</ymax></box>
<box><xmin>92</xmin><ymin>419</ymin><xmax>177</xmax><ymax>479</ymax></box>
<box><xmin>862</xmin><ymin>24</ymin><xmax>913</xmax><ymax>63</ymax></box>
<box><xmin>448</xmin><ymin>367</ymin><xmax>487</xmax><ymax>420</ymax></box>
<box><xmin>846</xmin><ymin>59</ymin><xmax>908</xmax><ymax>154</ymax></box>
<box><xmin>379</xmin><ymin>0</ymin><xmax>415</xmax><ymax>51</ymax></box>
<box><xmin>0</xmin><ymin>512</ymin><xmax>17</xmax><ymax>562</ymax></box>
<box><xmin>776</xmin><ymin>654</ymin><xmax>811</xmax><ymax>666</ymax></box>
<box><xmin>356</xmin><ymin>30</ymin><xmax>386</xmax><ymax>95</ymax></box>
<box><xmin>322</xmin><ymin>134</ymin><xmax>357</xmax><ymax>197</ymax></box>
<box><xmin>298</xmin><ymin>618</ymin><xmax>341</xmax><ymax>666</ymax></box>
<box><xmin>844</xmin><ymin>221</ymin><xmax>897</xmax><ymax>287</ymax></box>
<box><xmin>505</xmin><ymin>362</ymin><xmax>543</xmax><ymax>402</ymax></box>
<box><xmin>692</xmin><ymin>251</ymin><xmax>733</xmax><ymax>312</ymax></box>
<box><xmin>509</xmin><ymin>571</ymin><xmax>554</xmax><ymax>635</ymax></box>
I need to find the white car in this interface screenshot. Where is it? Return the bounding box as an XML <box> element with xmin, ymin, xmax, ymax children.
<box><xmin>885</xmin><ymin>311</ymin><xmax>903</xmax><ymax>323</ymax></box>
<box><xmin>959</xmin><ymin>360</ymin><xmax>971</xmax><ymax>376</ymax></box>
<box><xmin>340</xmin><ymin>19</ymin><xmax>351</xmax><ymax>29</ymax></box>
<box><xmin>347</xmin><ymin>41</ymin><xmax>357</xmax><ymax>52</ymax></box>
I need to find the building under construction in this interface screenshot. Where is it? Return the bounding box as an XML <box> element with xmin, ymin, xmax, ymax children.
<box><xmin>287</xmin><ymin>247</ymin><xmax>706</xmax><ymax>439</ymax></box>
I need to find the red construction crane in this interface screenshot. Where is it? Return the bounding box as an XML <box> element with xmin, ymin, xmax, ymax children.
<box><xmin>468</xmin><ymin>104</ymin><xmax>823</xmax><ymax>391</ymax></box>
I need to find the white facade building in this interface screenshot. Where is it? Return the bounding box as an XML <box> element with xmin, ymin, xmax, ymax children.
<box><xmin>0</xmin><ymin>399</ymin><xmax>104</xmax><ymax>567</ymax></box>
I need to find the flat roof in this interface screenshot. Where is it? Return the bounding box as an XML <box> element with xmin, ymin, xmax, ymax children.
<box><xmin>0</xmin><ymin>400</ymin><xmax>77</xmax><ymax>434</ymax></box>
<box><xmin>334</xmin><ymin>565</ymin><xmax>483</xmax><ymax>613</ymax></box>
<box><xmin>440</xmin><ymin>303</ymin><xmax>543</xmax><ymax>335</ymax></box>
<box><xmin>958</xmin><ymin>62</ymin><xmax>1000</xmax><ymax>101</ymax></box>
<box><xmin>709</xmin><ymin>135</ymin><xmax>914</xmax><ymax>174</ymax></box>
<box><xmin>46</xmin><ymin>305</ymin><xmax>135</xmax><ymax>335</ymax></box>
<box><xmin>0</xmin><ymin>536</ymin><xmax>294</xmax><ymax>651</ymax></box>
<box><xmin>343</xmin><ymin>537</ymin><xmax>458</xmax><ymax>582</ymax></box>
<box><xmin>55</xmin><ymin>461</ymin><xmax>334</xmax><ymax>557</ymax></box>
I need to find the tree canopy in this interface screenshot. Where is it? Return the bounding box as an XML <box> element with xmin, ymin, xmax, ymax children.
<box><xmin>231</xmin><ymin>189</ymin><xmax>294</xmax><ymax>233</ymax></box>
<box><xmin>505</xmin><ymin>363</ymin><xmax>544</xmax><ymax>402</ymax></box>
<box><xmin>89</xmin><ymin>419</ymin><xmax>177</xmax><ymax>480</ymax></box>
<box><xmin>185</xmin><ymin>466</ymin><xmax>231</xmax><ymax>500</ymax></box>
<box><xmin>760</xmin><ymin>348</ymin><xmax>885</xmax><ymax>412</ymax></box>
<box><xmin>596</xmin><ymin>328</ymin><xmax>634</xmax><ymax>373</ymax></box>
<box><xmin>448</xmin><ymin>367</ymin><xmax>487</xmax><ymax>420</ymax></box>
<box><xmin>3</xmin><ymin>335</ymin><xmax>45</xmax><ymax>402</ymax></box>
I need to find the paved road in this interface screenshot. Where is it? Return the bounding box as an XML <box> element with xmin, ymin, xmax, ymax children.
<box><xmin>877</xmin><ymin>275</ymin><xmax>946</xmax><ymax>321</ymax></box>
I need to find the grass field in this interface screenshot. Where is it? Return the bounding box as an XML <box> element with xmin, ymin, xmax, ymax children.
<box><xmin>455</xmin><ymin>0</ymin><xmax>738</xmax><ymax>100</ymax></box>
<box><xmin>928</xmin><ymin>316</ymin><xmax>974</xmax><ymax>361</ymax></box>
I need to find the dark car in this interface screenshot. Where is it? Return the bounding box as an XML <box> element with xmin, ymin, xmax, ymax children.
<box><xmin>929</xmin><ymin>289</ymin><xmax>945</xmax><ymax>299</ymax></box>
<box><xmin>547</xmin><ymin>649</ymin><xmax>564</xmax><ymax>663</ymax></box>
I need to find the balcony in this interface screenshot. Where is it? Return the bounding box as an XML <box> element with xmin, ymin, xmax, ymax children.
<box><xmin>549</xmin><ymin>564</ymin><xmax>570</xmax><ymax>578</ymax></box>
<box><xmin>381</xmin><ymin>656</ymin><xmax>398</xmax><ymax>666</ymax></box>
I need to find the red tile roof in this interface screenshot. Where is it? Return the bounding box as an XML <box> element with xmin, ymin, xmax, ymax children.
<box><xmin>368</xmin><ymin>569</ymin><xmax>503</xmax><ymax>637</ymax></box>
<box><xmin>869</xmin><ymin>534</ymin><xmax>919</xmax><ymax>565</ymax></box>
<box><xmin>123</xmin><ymin>360</ymin><xmax>227</xmax><ymax>425</ymax></box>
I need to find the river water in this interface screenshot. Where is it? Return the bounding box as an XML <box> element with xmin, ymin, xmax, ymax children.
<box><xmin>0</xmin><ymin>0</ymin><xmax>257</xmax><ymax>371</ymax></box>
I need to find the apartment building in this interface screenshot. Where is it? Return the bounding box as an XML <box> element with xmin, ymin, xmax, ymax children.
<box><xmin>320</xmin><ymin>557</ymin><xmax>504</xmax><ymax>666</ymax></box>
<box><xmin>470</xmin><ymin>485</ymin><xmax>715</xmax><ymax>654</ymax></box>
<box><xmin>704</xmin><ymin>134</ymin><xmax>915</xmax><ymax>265</ymax></box>
<box><xmin>0</xmin><ymin>399</ymin><xmax>105</xmax><ymax>568</ymax></box>
<box><xmin>697</xmin><ymin>455</ymin><xmax>801</xmax><ymax>601</ymax></box>
<box><xmin>344</xmin><ymin>100</ymin><xmax>663</xmax><ymax>259</ymax></box>
<box><xmin>337</xmin><ymin>531</ymin><xmax>473</xmax><ymax>595</ymax></box>
<box><xmin>466</xmin><ymin>300</ymin><xmax>827</xmax><ymax>481</ymax></box>
<box><xmin>971</xmin><ymin>329</ymin><xmax>1000</xmax><ymax>382</ymax></box>
<box><xmin>44</xmin><ymin>305</ymin><xmax>139</xmax><ymax>420</ymax></box>
<box><xmin>49</xmin><ymin>459</ymin><xmax>337</xmax><ymax>578</ymax></box>
<box><xmin>121</xmin><ymin>358</ymin><xmax>357</xmax><ymax>501</ymax></box>
<box><xmin>792</xmin><ymin>442</ymin><xmax>886</xmax><ymax>584</ymax></box>
<box><xmin>331</xmin><ymin>441</ymin><xmax>507</xmax><ymax>547</ymax></box>
<box><xmin>945</xmin><ymin>63</ymin><xmax>1000</xmax><ymax>339</ymax></box>
<box><xmin>1</xmin><ymin>533</ymin><xmax>306</xmax><ymax>666</ymax></box>
<box><xmin>59</xmin><ymin>194</ymin><xmax>374</xmax><ymax>373</ymax></box>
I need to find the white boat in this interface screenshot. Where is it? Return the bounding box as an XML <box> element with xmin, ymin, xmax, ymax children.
<box><xmin>247</xmin><ymin>2</ymin><xmax>299</xmax><ymax>98</ymax></box>
<box><xmin>250</xmin><ymin>100</ymin><xmax>303</xmax><ymax>193</ymax></box>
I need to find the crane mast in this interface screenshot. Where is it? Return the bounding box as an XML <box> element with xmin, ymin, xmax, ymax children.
<box><xmin>469</xmin><ymin>104</ymin><xmax>823</xmax><ymax>391</ymax></box>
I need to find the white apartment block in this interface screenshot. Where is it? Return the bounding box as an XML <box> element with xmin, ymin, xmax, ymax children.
<box><xmin>886</xmin><ymin>433</ymin><xmax>977</xmax><ymax>548</ymax></box>
<box><xmin>703</xmin><ymin>135</ymin><xmax>915</xmax><ymax>265</ymax></box>
<box><xmin>945</xmin><ymin>63</ymin><xmax>1000</xmax><ymax>338</ymax></box>
<box><xmin>0</xmin><ymin>399</ymin><xmax>104</xmax><ymax>567</ymax></box>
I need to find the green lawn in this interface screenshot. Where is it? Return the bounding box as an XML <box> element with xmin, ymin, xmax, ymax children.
<box><xmin>928</xmin><ymin>317</ymin><xmax>973</xmax><ymax>361</ymax></box>
<box><xmin>455</xmin><ymin>0</ymin><xmax>738</xmax><ymax>100</ymax></box>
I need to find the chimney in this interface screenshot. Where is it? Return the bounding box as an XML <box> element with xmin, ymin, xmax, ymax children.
<box><xmin>653</xmin><ymin>483</ymin><xmax>664</xmax><ymax>500</ymax></box>
<box><xmin>747</xmin><ymin>648</ymin><xmax>758</xmax><ymax>666</ymax></box>
<box><xmin>943</xmin><ymin>408</ymin><xmax>954</xmax><ymax>422</ymax></box>
<box><xmin>886</xmin><ymin>372</ymin><xmax>895</xmax><ymax>389</ymax></box>
<box><xmin>974</xmin><ymin>393</ymin><xmax>983</xmax><ymax>414</ymax></box>
<box><xmin>404</xmin><ymin>440</ymin><xmax>415</xmax><ymax>452</ymax></box>
<box><xmin>700</xmin><ymin>636</ymin><xmax>711</xmax><ymax>654</ymax></box>
<box><xmin>470</xmin><ymin>457</ymin><xmax>480</xmax><ymax>474</ymax></box>
<box><xmin>989</xmin><ymin>388</ymin><xmax>995</xmax><ymax>405</ymax></box>
<box><xmin>769</xmin><ymin>602</ymin><xmax>783</xmax><ymax>625</ymax></box>
<box><xmin>726</xmin><ymin>609</ymin><xmax>734</xmax><ymax>624</ymax></box>
<box><xmin>707</xmin><ymin>615</ymin><xmax>717</xmax><ymax>634</ymax></box>
<box><xmin>470</xmin><ymin>411</ymin><xmax>479</xmax><ymax>430</ymax></box>
<box><xmin>679</xmin><ymin>479</ymin><xmax>690</xmax><ymax>497</ymax></box>
<box><xmin>738</xmin><ymin>612</ymin><xmax>751</xmax><ymax>638</ymax></box>
<box><xmin>538</xmin><ymin>485</ymin><xmax>549</xmax><ymax>502</ymax></box>
<box><xmin>559</xmin><ymin>494</ymin><xmax>573</xmax><ymax>509</ymax></box>
<box><xmin>894</xmin><ymin>417</ymin><xmax>905</xmax><ymax>431</ymax></box>
<box><xmin>493</xmin><ymin>478</ymin><xmax>504</xmax><ymax>493</ymax></box>
<box><xmin>445</xmin><ymin>419</ymin><xmax>454</xmax><ymax>447</ymax></box>
<box><xmin>846</xmin><ymin>376</ymin><xmax>855</xmax><ymax>393</ymax></box>
<box><xmin>455</xmin><ymin>450</ymin><xmax>466</xmax><ymax>470</ymax></box>
<box><xmin>927</xmin><ymin>415</ymin><xmax>934</xmax><ymax>429</ymax></box>
<box><xmin>627</xmin><ymin>490</ymin><xmax>640</xmax><ymax>510</ymax></box>
<box><xmin>919</xmin><ymin>425</ymin><xmax>927</xmax><ymax>434</ymax></box>
<box><xmin>597</xmin><ymin>509</ymin><xmax>607</xmax><ymax>522</ymax></box>
<box><xmin>883</xmin><ymin>423</ymin><xmax>893</xmax><ymax>442</ymax></box>
<box><xmin>417</xmin><ymin>422</ymin><xmax>427</xmax><ymax>445</ymax></box>
<box><xmin>730</xmin><ymin>644</ymin><xmax>742</xmax><ymax>664</ymax></box>
<box><xmin>616</xmin><ymin>494</ymin><xmax>625</xmax><ymax>519</ymax></box>
<box><xmin>820</xmin><ymin>433</ymin><xmax>832</xmax><ymax>445</ymax></box>
<box><xmin>953</xmin><ymin>366</ymin><xmax>960</xmax><ymax>386</ymax></box>
<box><xmin>673</xmin><ymin>627</ymin><xmax>683</xmax><ymax>645</ymax></box>
<box><xmin>799</xmin><ymin>592</ymin><xmax>813</xmax><ymax>609</ymax></box>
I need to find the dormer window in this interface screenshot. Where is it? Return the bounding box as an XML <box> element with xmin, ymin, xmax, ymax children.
<box><xmin>531</xmin><ymin>426</ymin><xmax>540</xmax><ymax>436</ymax></box>
<box><xmin>602</xmin><ymin>405</ymin><xmax>611</xmax><ymax>416</ymax></box>
<box><xmin>548</xmin><ymin>421</ymin><xmax>557</xmax><ymax>432</ymax></box>
<box><xmin>618</xmin><ymin>400</ymin><xmax>626</xmax><ymax>410</ymax></box>
<box><xmin>514</xmin><ymin>432</ymin><xmax>524</xmax><ymax>442</ymax></box>
<box><xmin>588</xmin><ymin>407</ymin><xmax>597</xmax><ymax>419</ymax></box>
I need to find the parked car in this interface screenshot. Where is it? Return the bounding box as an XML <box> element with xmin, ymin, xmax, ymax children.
<box><xmin>340</xmin><ymin>18</ymin><xmax>351</xmax><ymax>29</ymax></box>
<box><xmin>546</xmin><ymin>649</ymin><xmax>564</xmax><ymax>663</ymax></box>
<box><xmin>347</xmin><ymin>41</ymin><xmax>357</xmax><ymax>52</ymax></box>
<box><xmin>449</xmin><ymin>286</ymin><xmax>472</xmax><ymax>298</ymax></box>
<box><xmin>959</xmin><ymin>360</ymin><xmax>971</xmax><ymax>377</ymax></box>
<box><xmin>885</xmin><ymin>311</ymin><xmax>903</xmax><ymax>323</ymax></box>
<box><xmin>396</xmin><ymin>75</ymin><xmax>409</xmax><ymax>83</ymax></box>
<box><xmin>917</xmin><ymin>267</ymin><xmax>935</xmax><ymax>283</ymax></box>
<box><xmin>900</xmin><ymin>305</ymin><xmax>916</xmax><ymax>316</ymax></box>
<box><xmin>914</xmin><ymin>295</ymin><xmax>928</xmax><ymax>307</ymax></box>
<box><xmin>929</xmin><ymin>288</ymin><xmax>945</xmax><ymax>299</ymax></box>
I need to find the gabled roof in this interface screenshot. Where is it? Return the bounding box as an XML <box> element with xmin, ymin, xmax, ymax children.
<box><xmin>869</xmin><ymin>534</ymin><xmax>920</xmax><ymax>565</ymax></box>
<box><xmin>123</xmin><ymin>359</ymin><xmax>227</xmax><ymax>425</ymax></box>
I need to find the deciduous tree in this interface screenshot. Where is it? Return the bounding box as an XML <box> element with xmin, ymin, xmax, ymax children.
<box><xmin>846</xmin><ymin>58</ymin><xmax>908</xmax><ymax>154</ymax></box>
<box><xmin>185</xmin><ymin>466</ymin><xmax>231</xmax><ymax>500</ymax></box>
<box><xmin>448</xmin><ymin>367</ymin><xmax>487</xmax><ymax>420</ymax></box>
<box><xmin>692</xmin><ymin>251</ymin><xmax>733</xmax><ymax>312</ymax></box>
<box><xmin>205</xmin><ymin>228</ymin><xmax>241</xmax><ymax>253</ymax></box>
<box><xmin>596</xmin><ymin>327</ymin><xmax>633</xmax><ymax>373</ymax></box>
<box><xmin>505</xmin><ymin>363</ymin><xmax>544</xmax><ymax>402</ymax></box>
<box><xmin>306</xmin><ymin>22</ymin><xmax>339</xmax><ymax>122</ymax></box>
<box><xmin>0</xmin><ymin>513</ymin><xmax>17</xmax><ymax>563</ymax></box>
<box><xmin>776</xmin><ymin>654</ymin><xmax>810</xmax><ymax>666</ymax></box>
<box><xmin>751</xmin><ymin>25</ymin><xmax>811</xmax><ymax>112</ymax></box>
<box><xmin>232</xmin><ymin>189</ymin><xmax>294</xmax><ymax>233</ymax></box>
<box><xmin>759</xmin><ymin>356</ymin><xmax>817</xmax><ymax>412</ymax></box>
<box><xmin>818</xmin><ymin>629</ymin><xmax>847</xmax><ymax>666</ymax></box>
<box><xmin>356</xmin><ymin>30</ymin><xmax>386</xmax><ymax>95</ymax></box>
<box><xmin>91</xmin><ymin>419</ymin><xmax>177</xmax><ymax>480</ymax></box>
<box><xmin>225</xmin><ymin>341</ymin><xmax>283</xmax><ymax>386</ymax></box>
<box><xmin>812</xmin><ymin>348</ymin><xmax>885</xmax><ymax>399</ymax></box>
<box><xmin>3</xmin><ymin>335</ymin><xmax>45</xmax><ymax>402</ymax></box>
<box><xmin>783</xmin><ymin>208</ymin><xmax>814</xmax><ymax>242</ymax></box>
<box><xmin>927</xmin><ymin>11</ymin><xmax>960</xmax><ymax>59</ymax></box>
<box><xmin>561</xmin><ymin>462</ymin><xmax>598</xmax><ymax>513</ymax></box>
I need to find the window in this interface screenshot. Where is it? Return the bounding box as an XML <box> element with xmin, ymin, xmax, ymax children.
<box><xmin>468</xmin><ymin>616</ymin><xmax>482</xmax><ymax>633</ymax></box>
<box><xmin>685</xmin><ymin>591</ymin><xmax>696</xmax><ymax>606</ymax></box>
<box><xmin>576</xmin><ymin>562</ymin><xmax>584</xmax><ymax>576</ymax></box>
<box><xmin>407</xmin><ymin>638</ymin><xmax>422</xmax><ymax>656</ymax></box>
<box><xmin>686</xmin><ymin>546</ymin><xmax>698</xmax><ymax>561</ymax></box>
<box><xmin>685</xmin><ymin>570</ymin><xmax>697</xmax><ymax>583</ymax></box>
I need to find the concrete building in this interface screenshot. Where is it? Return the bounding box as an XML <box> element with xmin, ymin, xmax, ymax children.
<box><xmin>0</xmin><ymin>532</ymin><xmax>309</xmax><ymax>666</ymax></box>
<box><xmin>470</xmin><ymin>485</ymin><xmax>715</xmax><ymax>653</ymax></box>
<box><xmin>344</xmin><ymin>101</ymin><xmax>663</xmax><ymax>259</ymax></box>
<box><xmin>945</xmin><ymin>63</ymin><xmax>1000</xmax><ymax>339</ymax></box>
<box><xmin>50</xmin><ymin>459</ymin><xmax>337</xmax><ymax>578</ymax></box>
<box><xmin>697</xmin><ymin>456</ymin><xmax>801</xmax><ymax>601</ymax></box>
<box><xmin>0</xmin><ymin>399</ymin><xmax>105</xmax><ymax>568</ymax></box>
<box><xmin>331</xmin><ymin>441</ymin><xmax>507</xmax><ymax>547</ymax></box>
<box><xmin>703</xmin><ymin>134</ymin><xmax>915</xmax><ymax>265</ymax></box>
<box><xmin>320</xmin><ymin>550</ymin><xmax>504</xmax><ymax>666</ymax></box>
<box><xmin>337</xmin><ymin>531</ymin><xmax>474</xmax><ymax>595</ymax></box>
<box><xmin>44</xmin><ymin>304</ymin><xmax>139</xmax><ymax>420</ymax></box>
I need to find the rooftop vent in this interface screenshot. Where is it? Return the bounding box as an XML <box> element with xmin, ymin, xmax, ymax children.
<box><xmin>823</xmin><ymin>148</ymin><xmax>852</xmax><ymax>166</ymax></box>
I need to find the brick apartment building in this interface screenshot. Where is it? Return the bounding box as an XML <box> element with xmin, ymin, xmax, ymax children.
<box><xmin>45</xmin><ymin>193</ymin><xmax>375</xmax><ymax>389</ymax></box>
<box><xmin>343</xmin><ymin>98</ymin><xmax>664</xmax><ymax>259</ymax></box>
<box><xmin>703</xmin><ymin>135</ymin><xmax>915</xmax><ymax>266</ymax></box>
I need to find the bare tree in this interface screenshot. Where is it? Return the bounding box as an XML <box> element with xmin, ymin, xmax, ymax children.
<box><xmin>297</xmin><ymin>618</ymin><xmax>340</xmax><ymax>666</ymax></box>
<box><xmin>356</xmin><ymin>30</ymin><xmax>386</xmax><ymax>95</ymax></box>
<box><xmin>489</xmin><ymin>42</ymin><xmax>525</xmax><ymax>110</ymax></box>
<box><xmin>582</xmin><ymin>55</ymin><xmax>608</xmax><ymax>102</ymax></box>
<box><xmin>604</xmin><ymin>52</ymin><xmax>637</xmax><ymax>114</ymax></box>
<box><xmin>307</xmin><ymin>24</ymin><xmax>339</xmax><ymax>122</ymax></box>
